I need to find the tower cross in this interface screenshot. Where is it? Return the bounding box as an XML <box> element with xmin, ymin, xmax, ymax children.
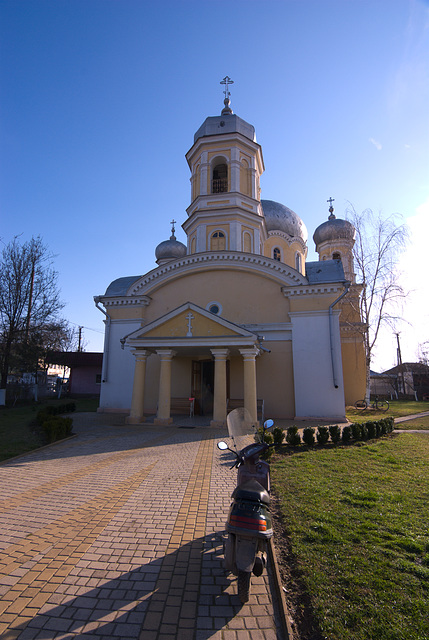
<box><xmin>220</xmin><ymin>76</ymin><xmax>234</xmax><ymax>99</ymax></box>
<box><xmin>327</xmin><ymin>197</ymin><xmax>335</xmax><ymax>207</ymax></box>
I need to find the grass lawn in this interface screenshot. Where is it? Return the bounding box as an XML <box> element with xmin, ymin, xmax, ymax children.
<box><xmin>346</xmin><ymin>400</ymin><xmax>429</xmax><ymax>423</ymax></box>
<box><xmin>272</xmin><ymin>433</ymin><xmax>429</xmax><ymax>640</ymax></box>
<box><xmin>0</xmin><ymin>397</ymin><xmax>99</xmax><ymax>462</ymax></box>
<box><xmin>396</xmin><ymin>416</ymin><xmax>429</xmax><ymax>430</ymax></box>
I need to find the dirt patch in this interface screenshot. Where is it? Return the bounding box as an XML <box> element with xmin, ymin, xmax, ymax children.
<box><xmin>270</xmin><ymin>492</ymin><xmax>325</xmax><ymax>640</ymax></box>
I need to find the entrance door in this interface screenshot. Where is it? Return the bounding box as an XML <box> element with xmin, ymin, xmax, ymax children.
<box><xmin>192</xmin><ymin>360</ymin><xmax>213</xmax><ymax>415</ymax></box>
<box><xmin>192</xmin><ymin>359</ymin><xmax>230</xmax><ymax>416</ymax></box>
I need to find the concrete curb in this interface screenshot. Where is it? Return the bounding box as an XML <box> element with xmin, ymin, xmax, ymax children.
<box><xmin>0</xmin><ymin>433</ymin><xmax>78</xmax><ymax>466</ymax></box>
<box><xmin>268</xmin><ymin>537</ymin><xmax>294</xmax><ymax>639</ymax></box>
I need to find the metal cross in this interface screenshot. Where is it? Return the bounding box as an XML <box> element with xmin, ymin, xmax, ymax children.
<box><xmin>327</xmin><ymin>197</ymin><xmax>335</xmax><ymax>207</ymax></box>
<box><xmin>220</xmin><ymin>76</ymin><xmax>234</xmax><ymax>99</ymax></box>
<box><xmin>170</xmin><ymin>219</ymin><xmax>176</xmax><ymax>235</ymax></box>
<box><xmin>186</xmin><ymin>312</ymin><xmax>194</xmax><ymax>337</ymax></box>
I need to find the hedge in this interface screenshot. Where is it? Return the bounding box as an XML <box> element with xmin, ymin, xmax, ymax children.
<box><xmin>274</xmin><ymin>416</ymin><xmax>395</xmax><ymax>448</ymax></box>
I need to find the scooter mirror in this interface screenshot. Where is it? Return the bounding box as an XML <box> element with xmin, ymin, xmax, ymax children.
<box><xmin>217</xmin><ymin>441</ymin><xmax>229</xmax><ymax>450</ymax></box>
<box><xmin>264</xmin><ymin>419</ymin><xmax>274</xmax><ymax>430</ymax></box>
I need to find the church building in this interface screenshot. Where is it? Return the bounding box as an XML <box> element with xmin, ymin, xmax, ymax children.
<box><xmin>94</xmin><ymin>83</ymin><xmax>366</xmax><ymax>425</ymax></box>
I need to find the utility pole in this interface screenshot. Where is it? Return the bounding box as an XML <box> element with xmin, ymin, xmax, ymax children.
<box><xmin>395</xmin><ymin>332</ymin><xmax>405</xmax><ymax>396</ymax></box>
<box><xmin>78</xmin><ymin>326</ymin><xmax>83</xmax><ymax>352</ymax></box>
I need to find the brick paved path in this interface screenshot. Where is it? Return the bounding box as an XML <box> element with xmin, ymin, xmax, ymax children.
<box><xmin>0</xmin><ymin>413</ymin><xmax>283</xmax><ymax>639</ymax></box>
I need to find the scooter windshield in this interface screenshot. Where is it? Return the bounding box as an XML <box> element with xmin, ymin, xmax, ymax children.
<box><xmin>226</xmin><ymin>407</ymin><xmax>257</xmax><ymax>453</ymax></box>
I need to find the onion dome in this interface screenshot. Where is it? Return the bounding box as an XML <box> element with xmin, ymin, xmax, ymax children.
<box><xmin>155</xmin><ymin>221</ymin><xmax>187</xmax><ymax>265</ymax></box>
<box><xmin>261</xmin><ymin>199</ymin><xmax>308</xmax><ymax>243</ymax></box>
<box><xmin>313</xmin><ymin>201</ymin><xmax>355</xmax><ymax>246</ymax></box>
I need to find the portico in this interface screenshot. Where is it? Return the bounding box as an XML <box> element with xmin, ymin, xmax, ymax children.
<box><xmin>124</xmin><ymin>302</ymin><xmax>261</xmax><ymax>426</ymax></box>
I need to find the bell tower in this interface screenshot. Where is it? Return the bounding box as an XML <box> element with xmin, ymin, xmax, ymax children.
<box><xmin>183</xmin><ymin>77</ymin><xmax>265</xmax><ymax>255</ymax></box>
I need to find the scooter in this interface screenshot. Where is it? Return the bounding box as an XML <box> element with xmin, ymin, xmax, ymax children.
<box><xmin>217</xmin><ymin>407</ymin><xmax>274</xmax><ymax>603</ymax></box>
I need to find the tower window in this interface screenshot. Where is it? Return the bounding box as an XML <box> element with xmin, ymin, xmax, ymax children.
<box><xmin>333</xmin><ymin>252</ymin><xmax>341</xmax><ymax>260</ymax></box>
<box><xmin>212</xmin><ymin>163</ymin><xmax>228</xmax><ymax>193</ymax></box>
<box><xmin>273</xmin><ymin>247</ymin><xmax>281</xmax><ymax>262</ymax></box>
<box><xmin>211</xmin><ymin>231</ymin><xmax>226</xmax><ymax>250</ymax></box>
<box><xmin>295</xmin><ymin>252</ymin><xmax>302</xmax><ymax>272</ymax></box>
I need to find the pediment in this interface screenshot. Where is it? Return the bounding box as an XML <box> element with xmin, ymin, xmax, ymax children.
<box><xmin>126</xmin><ymin>302</ymin><xmax>258</xmax><ymax>347</ymax></box>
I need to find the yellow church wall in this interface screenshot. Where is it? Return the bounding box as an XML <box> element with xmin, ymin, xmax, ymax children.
<box><xmin>341</xmin><ymin>339</ymin><xmax>366</xmax><ymax>405</ymax></box>
<box><xmin>288</xmin><ymin>292</ymin><xmax>341</xmax><ymax>314</ymax></box>
<box><xmin>143</xmin><ymin>269</ymin><xmax>290</xmax><ymax>326</ymax></box>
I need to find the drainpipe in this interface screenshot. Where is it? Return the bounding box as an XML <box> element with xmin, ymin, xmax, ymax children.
<box><xmin>329</xmin><ymin>282</ymin><xmax>350</xmax><ymax>388</ymax></box>
<box><xmin>94</xmin><ymin>296</ymin><xmax>110</xmax><ymax>383</ymax></box>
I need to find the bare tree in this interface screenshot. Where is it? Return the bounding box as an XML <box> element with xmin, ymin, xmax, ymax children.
<box><xmin>346</xmin><ymin>206</ymin><xmax>409</xmax><ymax>398</ymax></box>
<box><xmin>0</xmin><ymin>236</ymin><xmax>64</xmax><ymax>388</ymax></box>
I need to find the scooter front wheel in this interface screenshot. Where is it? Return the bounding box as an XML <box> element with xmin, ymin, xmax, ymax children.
<box><xmin>237</xmin><ymin>570</ymin><xmax>251</xmax><ymax>603</ymax></box>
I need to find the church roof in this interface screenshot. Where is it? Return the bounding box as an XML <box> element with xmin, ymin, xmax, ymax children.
<box><xmin>261</xmin><ymin>199</ymin><xmax>308</xmax><ymax>243</ymax></box>
<box><xmin>104</xmin><ymin>275</ymin><xmax>141</xmax><ymax>297</ymax></box>
<box><xmin>193</xmin><ymin>113</ymin><xmax>256</xmax><ymax>144</ymax></box>
<box><xmin>305</xmin><ymin>259</ymin><xmax>347</xmax><ymax>283</ymax></box>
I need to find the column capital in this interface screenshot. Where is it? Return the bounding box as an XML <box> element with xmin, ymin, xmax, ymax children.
<box><xmin>131</xmin><ymin>349</ymin><xmax>150</xmax><ymax>361</ymax></box>
<box><xmin>210</xmin><ymin>348</ymin><xmax>230</xmax><ymax>360</ymax></box>
<box><xmin>239</xmin><ymin>346</ymin><xmax>260</xmax><ymax>360</ymax></box>
<box><xmin>156</xmin><ymin>349</ymin><xmax>176</xmax><ymax>360</ymax></box>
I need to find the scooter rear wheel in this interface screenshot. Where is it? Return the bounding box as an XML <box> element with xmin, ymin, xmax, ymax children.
<box><xmin>237</xmin><ymin>570</ymin><xmax>251</xmax><ymax>603</ymax></box>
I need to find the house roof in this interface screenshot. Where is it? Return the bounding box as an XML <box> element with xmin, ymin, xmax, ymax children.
<box><xmin>47</xmin><ymin>352</ymin><xmax>103</xmax><ymax>368</ymax></box>
<box><xmin>383</xmin><ymin>362</ymin><xmax>429</xmax><ymax>375</ymax></box>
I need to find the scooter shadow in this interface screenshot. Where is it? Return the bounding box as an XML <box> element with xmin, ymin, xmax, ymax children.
<box><xmin>8</xmin><ymin>532</ymin><xmax>256</xmax><ymax>639</ymax></box>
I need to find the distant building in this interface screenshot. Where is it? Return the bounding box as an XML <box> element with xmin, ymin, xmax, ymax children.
<box><xmin>371</xmin><ymin>363</ymin><xmax>429</xmax><ymax>400</ymax></box>
<box><xmin>47</xmin><ymin>352</ymin><xmax>102</xmax><ymax>396</ymax></box>
<box><xmin>95</xmin><ymin>91</ymin><xmax>366</xmax><ymax>424</ymax></box>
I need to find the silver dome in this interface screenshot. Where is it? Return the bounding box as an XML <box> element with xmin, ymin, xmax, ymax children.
<box><xmin>155</xmin><ymin>234</ymin><xmax>187</xmax><ymax>262</ymax></box>
<box><xmin>261</xmin><ymin>199</ymin><xmax>308</xmax><ymax>243</ymax></box>
<box><xmin>313</xmin><ymin>217</ymin><xmax>355</xmax><ymax>246</ymax></box>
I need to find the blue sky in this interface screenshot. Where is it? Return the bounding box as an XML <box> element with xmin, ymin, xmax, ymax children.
<box><xmin>1</xmin><ymin>0</ymin><xmax>428</xmax><ymax>371</ymax></box>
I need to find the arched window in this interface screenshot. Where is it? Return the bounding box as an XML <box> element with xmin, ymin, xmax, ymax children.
<box><xmin>190</xmin><ymin>237</ymin><xmax>196</xmax><ymax>254</ymax></box>
<box><xmin>243</xmin><ymin>232</ymin><xmax>252</xmax><ymax>253</ymax></box>
<box><xmin>273</xmin><ymin>247</ymin><xmax>281</xmax><ymax>262</ymax></box>
<box><xmin>212</xmin><ymin>163</ymin><xmax>228</xmax><ymax>193</ymax></box>
<box><xmin>211</xmin><ymin>231</ymin><xmax>226</xmax><ymax>250</ymax></box>
<box><xmin>295</xmin><ymin>252</ymin><xmax>302</xmax><ymax>272</ymax></box>
<box><xmin>333</xmin><ymin>252</ymin><xmax>341</xmax><ymax>261</ymax></box>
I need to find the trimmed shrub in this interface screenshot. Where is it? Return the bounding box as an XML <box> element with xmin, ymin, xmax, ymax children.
<box><xmin>317</xmin><ymin>426</ymin><xmax>330</xmax><ymax>445</ymax></box>
<box><xmin>342</xmin><ymin>425</ymin><xmax>352</xmax><ymax>442</ymax></box>
<box><xmin>351</xmin><ymin>423</ymin><xmax>362</xmax><ymax>440</ymax></box>
<box><xmin>36</xmin><ymin>402</ymin><xmax>76</xmax><ymax>426</ymax></box>
<box><xmin>366</xmin><ymin>421</ymin><xmax>377</xmax><ymax>439</ymax></box>
<box><xmin>286</xmin><ymin>426</ymin><xmax>301</xmax><ymax>446</ymax></box>
<box><xmin>272</xmin><ymin>427</ymin><xmax>285</xmax><ymax>448</ymax></box>
<box><xmin>360</xmin><ymin>423</ymin><xmax>369</xmax><ymax>440</ymax></box>
<box><xmin>329</xmin><ymin>425</ymin><xmax>341</xmax><ymax>444</ymax></box>
<box><xmin>42</xmin><ymin>417</ymin><xmax>73</xmax><ymax>443</ymax></box>
<box><xmin>303</xmin><ymin>427</ymin><xmax>315</xmax><ymax>447</ymax></box>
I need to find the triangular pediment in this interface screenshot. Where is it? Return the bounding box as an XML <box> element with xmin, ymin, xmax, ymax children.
<box><xmin>125</xmin><ymin>302</ymin><xmax>258</xmax><ymax>350</ymax></box>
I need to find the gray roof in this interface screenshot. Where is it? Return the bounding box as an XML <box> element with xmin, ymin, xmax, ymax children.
<box><xmin>305</xmin><ymin>260</ymin><xmax>346</xmax><ymax>284</ymax></box>
<box><xmin>194</xmin><ymin>113</ymin><xmax>256</xmax><ymax>144</ymax></box>
<box><xmin>104</xmin><ymin>276</ymin><xmax>141</xmax><ymax>297</ymax></box>
<box><xmin>313</xmin><ymin>217</ymin><xmax>355</xmax><ymax>246</ymax></box>
<box><xmin>261</xmin><ymin>199</ymin><xmax>308</xmax><ymax>243</ymax></box>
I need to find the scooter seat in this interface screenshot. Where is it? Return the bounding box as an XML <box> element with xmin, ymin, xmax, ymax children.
<box><xmin>232</xmin><ymin>478</ymin><xmax>270</xmax><ymax>505</ymax></box>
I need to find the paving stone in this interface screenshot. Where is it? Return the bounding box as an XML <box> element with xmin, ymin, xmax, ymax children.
<box><xmin>0</xmin><ymin>417</ymin><xmax>282</xmax><ymax>639</ymax></box>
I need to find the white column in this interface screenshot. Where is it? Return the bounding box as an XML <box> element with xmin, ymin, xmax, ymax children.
<box><xmin>154</xmin><ymin>349</ymin><xmax>175</xmax><ymax>425</ymax></box>
<box><xmin>126</xmin><ymin>350</ymin><xmax>149</xmax><ymax>424</ymax></box>
<box><xmin>239</xmin><ymin>347</ymin><xmax>259</xmax><ymax>424</ymax></box>
<box><xmin>210</xmin><ymin>348</ymin><xmax>229</xmax><ymax>427</ymax></box>
<box><xmin>200</xmin><ymin>152</ymin><xmax>209</xmax><ymax>195</ymax></box>
<box><xmin>230</xmin><ymin>148</ymin><xmax>240</xmax><ymax>192</ymax></box>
